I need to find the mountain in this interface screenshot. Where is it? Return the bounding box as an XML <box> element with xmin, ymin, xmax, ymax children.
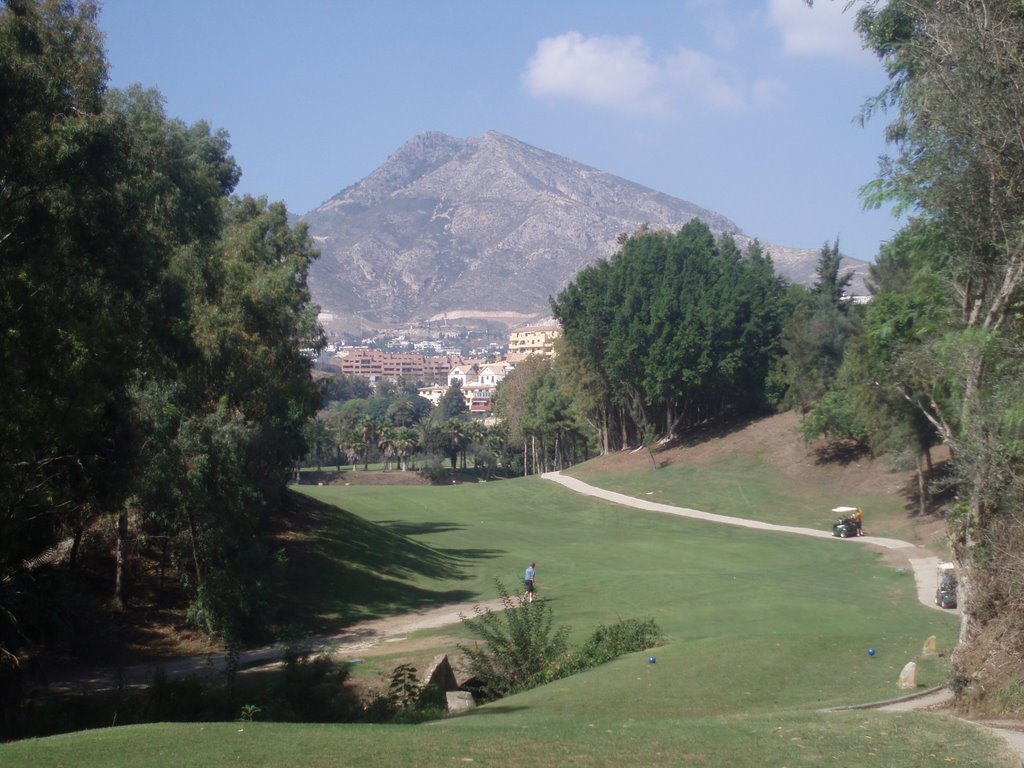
<box><xmin>301</xmin><ymin>131</ymin><xmax>869</xmax><ymax>327</ymax></box>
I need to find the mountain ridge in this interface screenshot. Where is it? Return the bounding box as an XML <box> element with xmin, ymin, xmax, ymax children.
<box><xmin>302</xmin><ymin>131</ymin><xmax>868</xmax><ymax>328</ymax></box>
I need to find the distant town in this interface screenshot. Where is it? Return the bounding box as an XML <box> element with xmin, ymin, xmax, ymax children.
<box><xmin>316</xmin><ymin>318</ymin><xmax>562</xmax><ymax>413</ymax></box>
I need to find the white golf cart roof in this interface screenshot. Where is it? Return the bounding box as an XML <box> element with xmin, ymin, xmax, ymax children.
<box><xmin>832</xmin><ymin>506</ymin><xmax>860</xmax><ymax>513</ymax></box>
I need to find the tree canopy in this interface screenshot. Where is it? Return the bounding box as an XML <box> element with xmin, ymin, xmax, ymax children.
<box><xmin>1</xmin><ymin>0</ymin><xmax>323</xmax><ymax>663</ymax></box>
<box><xmin>850</xmin><ymin>0</ymin><xmax>1024</xmax><ymax>709</ymax></box>
<box><xmin>551</xmin><ymin>221</ymin><xmax>786</xmax><ymax>451</ymax></box>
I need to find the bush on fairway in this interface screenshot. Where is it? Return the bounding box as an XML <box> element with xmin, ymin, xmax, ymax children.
<box><xmin>459</xmin><ymin>581</ymin><xmax>571</xmax><ymax>700</ymax></box>
<box><xmin>567</xmin><ymin>617</ymin><xmax>662</xmax><ymax>670</ymax></box>
<box><xmin>459</xmin><ymin>580</ymin><xmax>661</xmax><ymax>702</ymax></box>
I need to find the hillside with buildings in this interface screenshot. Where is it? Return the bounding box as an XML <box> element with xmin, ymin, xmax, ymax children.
<box><xmin>322</xmin><ymin>319</ymin><xmax>563</xmax><ymax>414</ymax></box>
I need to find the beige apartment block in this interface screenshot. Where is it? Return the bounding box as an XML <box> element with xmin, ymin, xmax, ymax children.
<box><xmin>329</xmin><ymin>348</ymin><xmax>461</xmax><ymax>384</ymax></box>
<box><xmin>507</xmin><ymin>320</ymin><xmax>561</xmax><ymax>362</ymax></box>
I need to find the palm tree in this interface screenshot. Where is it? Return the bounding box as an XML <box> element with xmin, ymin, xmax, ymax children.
<box><xmin>442</xmin><ymin>418</ymin><xmax>468</xmax><ymax>471</ymax></box>
<box><xmin>343</xmin><ymin>428</ymin><xmax>363</xmax><ymax>472</ymax></box>
<box><xmin>377</xmin><ymin>424</ymin><xmax>398</xmax><ymax>471</ymax></box>
<box><xmin>463</xmin><ymin>419</ymin><xmax>486</xmax><ymax>470</ymax></box>
<box><xmin>359</xmin><ymin>415</ymin><xmax>376</xmax><ymax>470</ymax></box>
<box><xmin>393</xmin><ymin>427</ymin><xmax>418</xmax><ymax>471</ymax></box>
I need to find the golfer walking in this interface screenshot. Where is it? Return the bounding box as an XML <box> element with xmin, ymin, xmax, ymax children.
<box><xmin>524</xmin><ymin>561</ymin><xmax>537</xmax><ymax>603</ymax></box>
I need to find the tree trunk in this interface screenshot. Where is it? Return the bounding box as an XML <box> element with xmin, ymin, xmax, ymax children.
<box><xmin>185</xmin><ymin>508</ymin><xmax>204</xmax><ymax>593</ymax></box>
<box><xmin>917</xmin><ymin>454</ymin><xmax>929</xmax><ymax>517</ymax></box>
<box><xmin>69</xmin><ymin>526</ymin><xmax>85</xmax><ymax>569</ymax></box>
<box><xmin>114</xmin><ymin>507</ymin><xmax>129</xmax><ymax>611</ymax></box>
<box><xmin>159</xmin><ymin>539</ymin><xmax>169</xmax><ymax>592</ymax></box>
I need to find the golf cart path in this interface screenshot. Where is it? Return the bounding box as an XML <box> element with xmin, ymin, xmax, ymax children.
<box><xmin>542</xmin><ymin>471</ymin><xmax>945</xmax><ymax>610</ymax></box>
<box><xmin>544</xmin><ymin>471</ymin><xmax>1024</xmax><ymax>765</ymax></box>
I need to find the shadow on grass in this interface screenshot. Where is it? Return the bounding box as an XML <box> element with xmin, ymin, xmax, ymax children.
<box><xmin>812</xmin><ymin>440</ymin><xmax>872</xmax><ymax>466</ymax></box>
<box><xmin>272</xmin><ymin>491</ymin><xmax>505</xmax><ymax>634</ymax></box>
<box><xmin>899</xmin><ymin>458</ymin><xmax>959</xmax><ymax>519</ymax></box>
<box><xmin>455</xmin><ymin>705</ymin><xmax>531</xmax><ymax>716</ymax></box>
<box><xmin>663</xmin><ymin>413</ymin><xmax>762</xmax><ymax>451</ymax></box>
<box><xmin>437</xmin><ymin>547</ymin><xmax>504</xmax><ymax>560</ymax></box>
<box><xmin>377</xmin><ymin>520</ymin><xmax>468</xmax><ymax>537</ymax></box>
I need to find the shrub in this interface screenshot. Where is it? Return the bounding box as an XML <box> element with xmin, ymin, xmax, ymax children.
<box><xmin>143</xmin><ymin>668</ymin><xmax>234</xmax><ymax>722</ymax></box>
<box><xmin>459</xmin><ymin>585</ymin><xmax>663</xmax><ymax>700</ymax></box>
<box><xmin>458</xmin><ymin>580</ymin><xmax>570</xmax><ymax>701</ymax></box>
<box><xmin>416</xmin><ymin>454</ymin><xmax>449</xmax><ymax>483</ymax></box>
<box><xmin>260</xmin><ymin>649</ymin><xmax>361</xmax><ymax>722</ymax></box>
<box><xmin>361</xmin><ymin>664</ymin><xmax>449</xmax><ymax>723</ymax></box>
<box><xmin>800</xmin><ymin>388</ymin><xmax>869</xmax><ymax>445</ymax></box>
<box><xmin>386</xmin><ymin>663</ymin><xmax>421</xmax><ymax>710</ymax></box>
<box><xmin>569</xmin><ymin>617</ymin><xmax>663</xmax><ymax>671</ymax></box>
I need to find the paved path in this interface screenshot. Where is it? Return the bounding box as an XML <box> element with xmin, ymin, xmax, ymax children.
<box><xmin>543</xmin><ymin>470</ymin><xmax>913</xmax><ymax>548</ymax></box>
<box><xmin>543</xmin><ymin>470</ymin><xmax>933</xmax><ymax>588</ymax></box>
<box><xmin>544</xmin><ymin>471</ymin><xmax>959</xmax><ymax>613</ymax></box>
<box><xmin>543</xmin><ymin>471</ymin><xmax>1024</xmax><ymax>765</ymax></box>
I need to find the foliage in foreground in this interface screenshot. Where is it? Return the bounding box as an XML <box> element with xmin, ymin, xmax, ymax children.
<box><xmin>459</xmin><ymin>580</ymin><xmax>661</xmax><ymax>702</ymax></box>
<box><xmin>6</xmin><ymin>651</ymin><xmax>362</xmax><ymax>741</ymax></box>
<box><xmin>1</xmin><ymin>0</ymin><xmax>322</xmax><ymax>677</ymax></box>
<box><xmin>852</xmin><ymin>0</ymin><xmax>1024</xmax><ymax>711</ymax></box>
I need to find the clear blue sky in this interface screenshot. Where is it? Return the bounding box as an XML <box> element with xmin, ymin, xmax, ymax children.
<box><xmin>97</xmin><ymin>0</ymin><xmax>899</xmax><ymax>263</ymax></box>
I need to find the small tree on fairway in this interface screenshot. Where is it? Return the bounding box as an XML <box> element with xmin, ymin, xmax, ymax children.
<box><xmin>458</xmin><ymin>580</ymin><xmax>569</xmax><ymax>701</ymax></box>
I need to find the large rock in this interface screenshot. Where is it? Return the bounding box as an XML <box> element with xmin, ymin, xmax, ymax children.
<box><xmin>445</xmin><ymin>691</ymin><xmax>477</xmax><ymax>712</ymax></box>
<box><xmin>899</xmin><ymin>661</ymin><xmax>918</xmax><ymax>690</ymax></box>
<box><xmin>420</xmin><ymin>654</ymin><xmax>459</xmax><ymax>692</ymax></box>
<box><xmin>922</xmin><ymin>635</ymin><xmax>938</xmax><ymax>659</ymax></box>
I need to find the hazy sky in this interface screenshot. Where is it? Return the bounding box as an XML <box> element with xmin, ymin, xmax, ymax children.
<box><xmin>97</xmin><ymin>0</ymin><xmax>900</xmax><ymax>263</ymax></box>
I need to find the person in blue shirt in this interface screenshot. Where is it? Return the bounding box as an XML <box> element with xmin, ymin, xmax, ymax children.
<box><xmin>524</xmin><ymin>562</ymin><xmax>537</xmax><ymax>603</ymax></box>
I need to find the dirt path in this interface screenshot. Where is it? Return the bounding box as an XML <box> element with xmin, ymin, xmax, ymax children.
<box><xmin>36</xmin><ymin>598</ymin><xmax>505</xmax><ymax>699</ymax></box>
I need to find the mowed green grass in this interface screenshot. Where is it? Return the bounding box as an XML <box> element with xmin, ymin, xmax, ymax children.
<box><xmin>568</xmin><ymin>449</ymin><xmax>913</xmax><ymax>534</ymax></box>
<box><xmin>3</xmin><ymin>472</ymin><xmax>1014</xmax><ymax>767</ymax></box>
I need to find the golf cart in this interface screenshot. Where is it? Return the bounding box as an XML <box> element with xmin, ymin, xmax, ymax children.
<box><xmin>936</xmin><ymin>562</ymin><xmax>958</xmax><ymax>609</ymax></box>
<box><xmin>831</xmin><ymin>506</ymin><xmax>862</xmax><ymax>538</ymax></box>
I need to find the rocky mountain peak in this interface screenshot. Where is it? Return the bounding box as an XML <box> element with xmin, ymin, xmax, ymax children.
<box><xmin>302</xmin><ymin>131</ymin><xmax>867</xmax><ymax>328</ymax></box>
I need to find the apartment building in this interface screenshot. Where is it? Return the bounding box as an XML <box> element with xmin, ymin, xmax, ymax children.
<box><xmin>506</xmin><ymin>320</ymin><xmax>561</xmax><ymax>362</ymax></box>
<box><xmin>418</xmin><ymin>360</ymin><xmax>515</xmax><ymax>413</ymax></box>
<box><xmin>328</xmin><ymin>348</ymin><xmax>462</xmax><ymax>384</ymax></box>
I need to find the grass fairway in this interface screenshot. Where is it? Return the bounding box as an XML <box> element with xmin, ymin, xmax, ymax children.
<box><xmin>2</xmin><ymin>473</ymin><xmax>1014</xmax><ymax>767</ymax></box>
<box><xmin>564</xmin><ymin>413</ymin><xmax>927</xmax><ymax>540</ymax></box>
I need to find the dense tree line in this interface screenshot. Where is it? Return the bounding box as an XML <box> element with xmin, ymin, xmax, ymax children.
<box><xmin>853</xmin><ymin>0</ymin><xmax>1024</xmax><ymax>709</ymax></box>
<box><xmin>551</xmin><ymin>221</ymin><xmax>787</xmax><ymax>452</ymax></box>
<box><xmin>492</xmin><ymin>357</ymin><xmax>593</xmax><ymax>474</ymax></box>
<box><xmin>306</xmin><ymin>364</ymin><xmax>590</xmax><ymax>480</ymax></box>
<box><xmin>304</xmin><ymin>375</ymin><xmax>513</xmax><ymax>478</ymax></box>
<box><xmin>1</xmin><ymin>0</ymin><xmax>322</xmax><ymax>688</ymax></box>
